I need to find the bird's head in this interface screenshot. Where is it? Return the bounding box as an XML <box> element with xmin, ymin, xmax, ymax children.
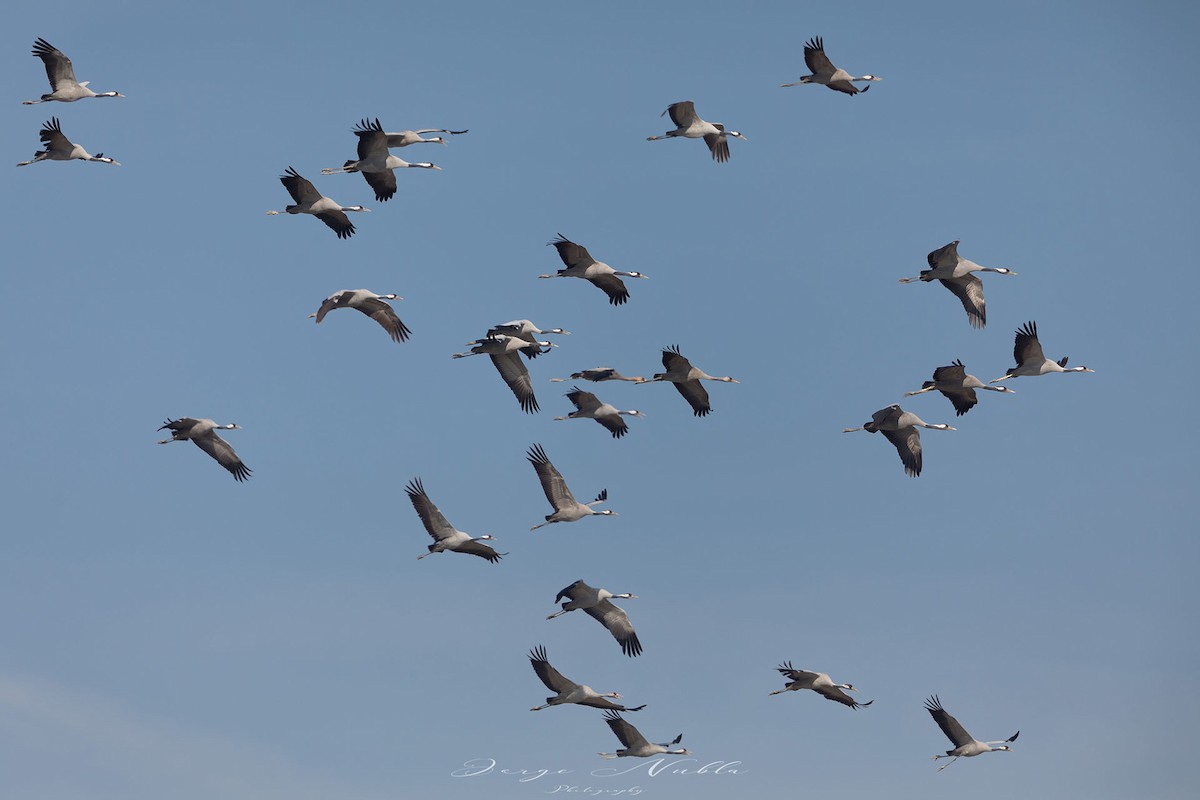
<box><xmin>379</xmin><ymin>294</ymin><xmax>403</xmax><ymax>301</ymax></box>
<box><xmin>598</xmin><ymin>510</ymin><xmax>618</xmax><ymax>517</ymax></box>
<box><xmin>625</xmin><ymin>271</ymin><xmax>649</xmax><ymax>279</ymax></box>
<box><xmin>840</xmin><ymin>683</ymin><xmax>859</xmax><ymax>692</ymax></box>
<box><xmin>99</xmin><ymin>91</ymin><xmax>125</xmax><ymax>98</ymax></box>
<box><xmin>476</xmin><ymin>534</ymin><xmax>496</xmax><ymax>541</ymax></box>
<box><xmin>729</xmin><ymin>131</ymin><xmax>748</xmax><ymax>141</ymax></box>
<box><xmin>861</xmin><ymin>75</ymin><xmax>882</xmax><ymax>82</ymax></box>
<box><xmin>91</xmin><ymin>153</ymin><xmax>120</xmax><ymax>165</ymax></box>
<box><xmin>623</xmin><ymin>409</ymin><xmax>645</xmax><ymax>417</ymax></box>
<box><xmin>220</xmin><ymin>423</ymin><xmax>242</xmax><ymax>430</ymax></box>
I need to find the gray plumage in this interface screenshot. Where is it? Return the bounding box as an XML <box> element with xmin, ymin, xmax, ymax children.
<box><xmin>310</xmin><ymin>289</ymin><xmax>410</xmax><ymax>342</ymax></box>
<box><xmin>548</xmin><ymin>580</ymin><xmax>641</xmax><ymax>657</ymax></box>
<box><xmin>842</xmin><ymin>404</ymin><xmax>955</xmax><ymax>477</ymax></box>
<box><xmin>598</xmin><ymin>711</ymin><xmax>688</xmax><ymax>759</ymax></box>
<box><xmin>990</xmin><ymin>321</ymin><xmax>1094</xmax><ymax>382</ymax></box>
<box><xmin>541</xmin><ymin>235</ymin><xmax>648</xmax><ymax>306</ymax></box>
<box><xmin>550</xmin><ymin>368</ymin><xmax>645</xmax><ymax>384</ymax></box>
<box><xmin>157</xmin><ymin>418</ymin><xmax>251</xmax><ymax>482</ymax></box>
<box><xmin>644</xmin><ymin>345</ymin><xmax>739</xmax><ymax>417</ymax></box>
<box><xmin>406</xmin><ymin>478</ymin><xmax>504</xmax><ymax>563</ymax></box>
<box><xmin>904</xmin><ymin>359</ymin><xmax>1013</xmax><ymax>416</ymax></box>
<box><xmin>267</xmin><ymin>167</ymin><xmax>369</xmax><ymax>239</ymax></box>
<box><xmin>383</xmin><ymin>128</ymin><xmax>468</xmax><ymax>147</ymax></box>
<box><xmin>16</xmin><ymin>117</ymin><xmax>119</xmax><ymax>166</ymax></box>
<box><xmin>23</xmin><ymin>38</ymin><xmax>124</xmax><ymax>104</ymax></box>
<box><xmin>781</xmin><ymin>36</ymin><xmax>880</xmax><ymax>95</ymax></box>
<box><xmin>646</xmin><ymin>100</ymin><xmax>747</xmax><ymax>163</ymax></box>
<box><xmin>925</xmin><ymin>695</ymin><xmax>1019</xmax><ymax>770</ymax></box>
<box><xmin>528</xmin><ymin>646</ymin><xmax>645</xmax><ymax>712</ymax></box>
<box><xmin>898</xmin><ymin>240</ymin><xmax>1017</xmax><ymax>329</ymax></box>
<box><xmin>769</xmin><ymin>662</ymin><xmax>873</xmax><ymax>709</ymax></box>
<box><xmin>451</xmin><ymin>334</ymin><xmax>544</xmax><ymax>413</ymax></box>
<box><xmin>320</xmin><ymin>118</ymin><xmax>441</xmax><ymax>202</ymax></box>
<box><xmin>527</xmin><ymin>444</ymin><xmax>616</xmax><ymax>530</ymax></box>
<box><xmin>554</xmin><ymin>387</ymin><xmax>643</xmax><ymax>438</ymax></box>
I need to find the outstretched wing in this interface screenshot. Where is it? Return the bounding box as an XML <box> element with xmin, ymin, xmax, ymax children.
<box><xmin>586</xmin><ymin>600</ymin><xmax>642</xmax><ymax>656</ymax></box>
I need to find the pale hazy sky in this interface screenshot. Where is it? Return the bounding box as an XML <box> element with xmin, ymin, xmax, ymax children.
<box><xmin>2</xmin><ymin>2</ymin><xmax>1196</xmax><ymax>798</ymax></box>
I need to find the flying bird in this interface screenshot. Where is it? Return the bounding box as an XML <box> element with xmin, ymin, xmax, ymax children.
<box><xmin>646</xmin><ymin>100</ymin><xmax>747</xmax><ymax>162</ymax></box>
<box><xmin>555</xmin><ymin>387</ymin><xmax>643</xmax><ymax>438</ymax></box>
<box><xmin>157</xmin><ymin>418</ymin><xmax>251</xmax><ymax>482</ymax></box>
<box><xmin>528</xmin><ymin>646</ymin><xmax>645</xmax><ymax>712</ymax></box>
<box><xmin>267</xmin><ymin>167</ymin><xmax>368</xmax><ymax>239</ymax></box>
<box><xmin>308</xmin><ymin>289</ymin><xmax>409</xmax><ymax>342</ymax></box>
<box><xmin>452</xmin><ymin>334</ymin><xmax>547</xmax><ymax>413</ymax></box>
<box><xmin>990</xmin><ymin>321</ymin><xmax>1094</xmax><ymax>382</ymax></box>
<box><xmin>16</xmin><ymin>117</ymin><xmax>119</xmax><ymax>166</ymax></box>
<box><xmin>527</xmin><ymin>444</ymin><xmax>616</xmax><ymax>530</ymax></box>
<box><xmin>381</xmin><ymin>127</ymin><xmax>468</xmax><ymax>147</ymax></box>
<box><xmin>905</xmin><ymin>360</ymin><xmax>1013</xmax><ymax>416</ymax></box>
<box><xmin>898</xmin><ymin>240</ymin><xmax>1017</xmax><ymax>329</ymax></box>
<box><xmin>406</xmin><ymin>478</ymin><xmax>504</xmax><ymax>563</ymax></box>
<box><xmin>541</xmin><ymin>235</ymin><xmax>648</xmax><ymax>306</ymax></box>
<box><xmin>550</xmin><ymin>368</ymin><xmax>645</xmax><ymax>384</ymax></box>
<box><xmin>781</xmin><ymin>36</ymin><xmax>880</xmax><ymax>95</ymax></box>
<box><xmin>320</xmin><ymin>118</ymin><xmax>441</xmax><ymax>202</ymax></box>
<box><xmin>769</xmin><ymin>663</ymin><xmax>873</xmax><ymax>709</ymax></box>
<box><xmin>598</xmin><ymin>712</ymin><xmax>688</xmax><ymax>759</ymax></box>
<box><xmin>925</xmin><ymin>695</ymin><xmax>1018</xmax><ymax>771</ymax></box>
<box><xmin>549</xmin><ymin>580</ymin><xmax>641</xmax><ymax>657</ymax></box>
<box><xmin>23</xmin><ymin>38</ymin><xmax>124</xmax><ymax>104</ymax></box>
<box><xmin>843</xmin><ymin>404</ymin><xmax>955</xmax><ymax>477</ymax></box>
<box><xmin>643</xmin><ymin>345</ymin><xmax>738</xmax><ymax>416</ymax></box>
<box><xmin>487</xmin><ymin>320</ymin><xmax>571</xmax><ymax>351</ymax></box>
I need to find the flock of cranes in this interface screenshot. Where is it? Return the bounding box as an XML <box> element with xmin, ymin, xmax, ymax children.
<box><xmin>19</xmin><ymin>31</ymin><xmax>1060</xmax><ymax>774</ymax></box>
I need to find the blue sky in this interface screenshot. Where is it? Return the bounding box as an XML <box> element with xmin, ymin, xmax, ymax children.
<box><xmin>2</xmin><ymin>1</ymin><xmax>1196</xmax><ymax>798</ymax></box>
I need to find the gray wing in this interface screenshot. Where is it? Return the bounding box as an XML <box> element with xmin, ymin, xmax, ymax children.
<box><xmin>938</xmin><ymin>274</ymin><xmax>986</xmax><ymax>329</ymax></box>
<box><xmin>313</xmin><ymin>291</ymin><xmax>348</xmax><ymax>323</ymax></box>
<box><xmin>566</xmin><ymin>388</ymin><xmax>602</xmax><ymax>413</ymax></box>
<box><xmin>815</xmin><ymin>685</ymin><xmax>872</xmax><ymax>709</ymax></box>
<box><xmin>776</xmin><ymin>663</ymin><xmax>818</xmax><ymax>683</ymax></box>
<box><xmin>587</xmin><ymin>272</ymin><xmax>632</xmax><ymax>305</ymax></box>
<box><xmin>527</xmin><ymin>444</ymin><xmax>578</xmax><ymax>509</ymax></box>
<box><xmin>1014</xmin><ymin>321</ymin><xmax>1045</xmax><ymax>366</ymax></box>
<box><xmin>803</xmin><ymin>37</ymin><xmax>835</xmax><ymax>77</ymax></box>
<box><xmin>355</xmin><ymin>297</ymin><xmax>411</xmax><ymax>342</ymax></box>
<box><xmin>586</xmin><ymin>600</ymin><xmax>642</xmax><ymax>656</ymax></box>
<box><xmin>550</xmin><ymin>234</ymin><xmax>595</xmax><ymax>268</ymax></box>
<box><xmin>555</xmin><ymin>579</ymin><xmax>589</xmax><ymax>603</ymax></box>
<box><xmin>39</xmin><ymin>118</ymin><xmax>72</xmax><ymax>152</ymax></box>
<box><xmin>192</xmin><ymin>431</ymin><xmax>251</xmax><ymax>482</ymax></box>
<box><xmin>280</xmin><ymin>167</ymin><xmax>321</xmax><ymax>205</ymax></box>
<box><xmin>595</xmin><ymin>411</ymin><xmax>630</xmax><ymax>439</ymax></box>
<box><xmin>825</xmin><ymin>78</ymin><xmax>862</xmax><ymax>96</ymax></box>
<box><xmin>931</xmin><ymin>360</ymin><xmax>967</xmax><ymax>384</ymax></box>
<box><xmin>455</xmin><ymin>538</ymin><xmax>504</xmax><ymax>563</ymax></box>
<box><xmin>353</xmin><ymin>118</ymin><xmax>390</xmax><ymax>161</ymax></box>
<box><xmin>661</xmin><ymin>346</ymin><xmax>692</xmax><ymax>372</ymax></box>
<box><xmin>672</xmin><ymin>381</ymin><xmax>711</xmax><ymax>417</ymax></box>
<box><xmin>362</xmin><ymin>169</ymin><xmax>397</xmax><ymax>202</ymax></box>
<box><xmin>405</xmin><ymin>478</ymin><xmax>458</xmax><ymax>542</ymax></box>
<box><xmin>315</xmin><ymin>210</ymin><xmax>356</xmax><ymax>240</ymax></box>
<box><xmin>666</xmin><ymin>100</ymin><xmax>698</xmax><ymax>129</ymax></box>
<box><xmin>491</xmin><ymin>352</ymin><xmax>539</xmax><ymax>413</ymax></box>
<box><xmin>925</xmin><ymin>696</ymin><xmax>974</xmax><ymax>747</ymax></box>
<box><xmin>703</xmin><ymin>130</ymin><xmax>731</xmax><ymax>163</ymax></box>
<box><xmin>881</xmin><ymin>426</ymin><xmax>921</xmax><ymax>477</ymax></box>
<box><xmin>927</xmin><ymin>240</ymin><xmax>960</xmax><ymax>270</ymax></box>
<box><xmin>604</xmin><ymin>711</ymin><xmax>650</xmax><ymax>749</ymax></box>
<box><xmin>32</xmin><ymin>38</ymin><xmax>76</xmax><ymax>88</ymax></box>
<box><xmin>529</xmin><ymin>645</ymin><xmax>575</xmax><ymax>693</ymax></box>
